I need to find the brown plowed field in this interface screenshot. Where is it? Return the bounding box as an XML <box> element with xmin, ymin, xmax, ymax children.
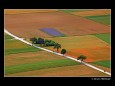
<box><xmin>71</xmin><ymin>9</ymin><xmax>111</xmax><ymax>16</ymax></box>
<box><xmin>5</xmin><ymin>65</ymin><xmax>110</xmax><ymax>77</ymax></box>
<box><xmin>66</xmin><ymin>46</ymin><xmax>110</xmax><ymax>62</ymax></box>
<box><xmin>5</xmin><ymin>11</ymin><xmax>110</xmax><ymax>38</ymax></box>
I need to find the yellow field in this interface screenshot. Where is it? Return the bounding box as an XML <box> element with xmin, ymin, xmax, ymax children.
<box><xmin>4</xmin><ymin>9</ymin><xmax>58</xmax><ymax>14</ymax></box>
<box><xmin>71</xmin><ymin>9</ymin><xmax>111</xmax><ymax>16</ymax></box>
<box><xmin>46</xmin><ymin>35</ymin><xmax>109</xmax><ymax>49</ymax></box>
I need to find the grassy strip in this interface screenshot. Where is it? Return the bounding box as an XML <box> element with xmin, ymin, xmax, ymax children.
<box><xmin>5</xmin><ymin>47</ymin><xmax>41</xmax><ymax>55</ymax></box>
<box><xmin>91</xmin><ymin>60</ymin><xmax>110</xmax><ymax>68</ymax></box>
<box><xmin>5</xmin><ymin>34</ymin><xmax>14</xmax><ymax>40</ymax></box>
<box><xmin>85</xmin><ymin>15</ymin><xmax>111</xmax><ymax>25</ymax></box>
<box><xmin>5</xmin><ymin>59</ymin><xmax>80</xmax><ymax>75</ymax></box>
<box><xmin>92</xmin><ymin>33</ymin><xmax>110</xmax><ymax>44</ymax></box>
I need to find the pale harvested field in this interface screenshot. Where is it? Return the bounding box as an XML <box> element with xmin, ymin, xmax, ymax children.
<box><xmin>46</xmin><ymin>35</ymin><xmax>110</xmax><ymax>62</ymax></box>
<box><xmin>71</xmin><ymin>9</ymin><xmax>111</xmax><ymax>16</ymax></box>
<box><xmin>5</xmin><ymin>51</ymin><xmax>65</xmax><ymax>66</ymax></box>
<box><xmin>5</xmin><ymin>11</ymin><xmax>110</xmax><ymax>38</ymax></box>
<box><xmin>47</xmin><ymin>35</ymin><xmax>109</xmax><ymax>49</ymax></box>
<box><xmin>4</xmin><ymin>9</ymin><xmax>58</xmax><ymax>14</ymax></box>
<box><xmin>5</xmin><ymin>65</ymin><xmax>110</xmax><ymax>77</ymax></box>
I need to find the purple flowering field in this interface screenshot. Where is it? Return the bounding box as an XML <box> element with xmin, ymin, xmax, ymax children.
<box><xmin>40</xmin><ymin>28</ymin><xmax>65</xmax><ymax>37</ymax></box>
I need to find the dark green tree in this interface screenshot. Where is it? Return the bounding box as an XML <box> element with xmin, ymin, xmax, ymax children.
<box><xmin>44</xmin><ymin>39</ymin><xmax>56</xmax><ymax>46</ymax></box>
<box><xmin>37</xmin><ymin>38</ymin><xmax>44</xmax><ymax>46</ymax></box>
<box><xmin>54</xmin><ymin>43</ymin><xmax>61</xmax><ymax>52</ymax></box>
<box><xmin>61</xmin><ymin>49</ymin><xmax>66</xmax><ymax>56</ymax></box>
<box><xmin>30</xmin><ymin>37</ymin><xmax>37</xmax><ymax>45</ymax></box>
<box><xmin>45</xmin><ymin>42</ymin><xmax>49</xmax><ymax>46</ymax></box>
<box><xmin>77</xmin><ymin>55</ymin><xmax>87</xmax><ymax>62</ymax></box>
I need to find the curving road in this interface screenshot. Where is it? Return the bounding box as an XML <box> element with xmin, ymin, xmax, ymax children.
<box><xmin>4</xmin><ymin>29</ymin><xmax>111</xmax><ymax>76</ymax></box>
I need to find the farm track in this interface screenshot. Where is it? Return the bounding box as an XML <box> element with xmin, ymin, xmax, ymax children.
<box><xmin>4</xmin><ymin>29</ymin><xmax>111</xmax><ymax>76</ymax></box>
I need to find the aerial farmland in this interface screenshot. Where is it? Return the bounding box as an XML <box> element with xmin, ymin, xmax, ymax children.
<box><xmin>4</xmin><ymin>9</ymin><xmax>111</xmax><ymax>77</ymax></box>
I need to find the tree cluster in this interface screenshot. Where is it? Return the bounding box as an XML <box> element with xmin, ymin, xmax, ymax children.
<box><xmin>77</xmin><ymin>55</ymin><xmax>86</xmax><ymax>62</ymax></box>
<box><xmin>30</xmin><ymin>37</ymin><xmax>87</xmax><ymax>61</ymax></box>
<box><xmin>30</xmin><ymin>37</ymin><xmax>56</xmax><ymax>47</ymax></box>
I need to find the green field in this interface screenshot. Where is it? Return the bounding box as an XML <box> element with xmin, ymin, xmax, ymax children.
<box><xmin>5</xmin><ymin>40</ymin><xmax>30</xmax><ymax>49</ymax></box>
<box><xmin>5</xmin><ymin>39</ymin><xmax>41</xmax><ymax>55</ymax></box>
<box><xmin>60</xmin><ymin>9</ymin><xmax>92</xmax><ymax>13</ymax></box>
<box><xmin>91</xmin><ymin>60</ymin><xmax>110</xmax><ymax>68</ymax></box>
<box><xmin>5</xmin><ymin>47</ymin><xmax>41</xmax><ymax>55</ymax></box>
<box><xmin>5</xmin><ymin>59</ymin><xmax>80</xmax><ymax>75</ymax></box>
<box><xmin>85</xmin><ymin>15</ymin><xmax>111</xmax><ymax>25</ymax></box>
<box><xmin>93</xmin><ymin>33</ymin><xmax>110</xmax><ymax>44</ymax></box>
<box><xmin>5</xmin><ymin>33</ymin><xmax>13</xmax><ymax>40</ymax></box>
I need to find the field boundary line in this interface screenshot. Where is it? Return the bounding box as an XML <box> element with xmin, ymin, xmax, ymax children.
<box><xmin>4</xmin><ymin>29</ymin><xmax>111</xmax><ymax>76</ymax></box>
